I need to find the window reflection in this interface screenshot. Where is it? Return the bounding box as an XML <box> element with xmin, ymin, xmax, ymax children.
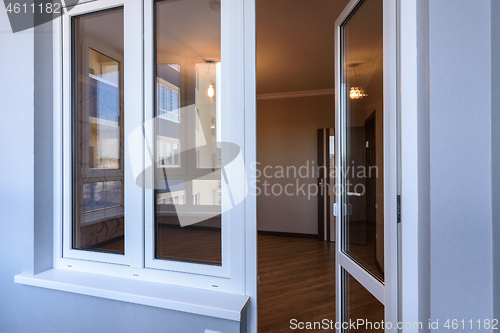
<box><xmin>155</xmin><ymin>0</ymin><xmax>222</xmax><ymax>265</ymax></box>
<box><xmin>341</xmin><ymin>0</ymin><xmax>384</xmax><ymax>279</ymax></box>
<box><xmin>88</xmin><ymin>49</ymin><xmax>121</xmax><ymax>170</ymax></box>
<box><xmin>72</xmin><ymin>8</ymin><xmax>125</xmax><ymax>254</ymax></box>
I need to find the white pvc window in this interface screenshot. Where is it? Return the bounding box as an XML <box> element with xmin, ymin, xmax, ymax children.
<box><xmin>55</xmin><ymin>0</ymin><xmax>247</xmax><ymax>294</ymax></box>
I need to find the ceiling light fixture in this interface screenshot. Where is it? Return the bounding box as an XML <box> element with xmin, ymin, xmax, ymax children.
<box><xmin>205</xmin><ymin>60</ymin><xmax>215</xmax><ymax>98</ymax></box>
<box><xmin>350</xmin><ymin>87</ymin><xmax>366</xmax><ymax>100</ymax></box>
<box><xmin>349</xmin><ymin>63</ymin><xmax>367</xmax><ymax>100</ymax></box>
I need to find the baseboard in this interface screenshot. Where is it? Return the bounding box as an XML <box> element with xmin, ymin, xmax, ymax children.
<box><xmin>257</xmin><ymin>230</ymin><xmax>318</xmax><ymax>239</ymax></box>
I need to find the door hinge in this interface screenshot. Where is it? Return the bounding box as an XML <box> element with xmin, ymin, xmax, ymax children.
<box><xmin>397</xmin><ymin>195</ymin><xmax>401</xmax><ymax>223</ymax></box>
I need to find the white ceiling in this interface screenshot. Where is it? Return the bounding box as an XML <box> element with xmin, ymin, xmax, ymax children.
<box><xmin>156</xmin><ymin>0</ymin><xmax>221</xmax><ymax>65</ymax></box>
<box><xmin>256</xmin><ymin>0</ymin><xmax>350</xmax><ymax>95</ymax></box>
<box><xmin>256</xmin><ymin>0</ymin><xmax>383</xmax><ymax>100</ymax></box>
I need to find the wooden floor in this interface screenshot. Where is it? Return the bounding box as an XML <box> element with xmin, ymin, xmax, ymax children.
<box><xmin>102</xmin><ymin>233</ymin><xmax>384</xmax><ymax>332</ymax></box>
<box><xmin>258</xmin><ymin>235</ymin><xmax>336</xmax><ymax>332</ymax></box>
<box><xmin>258</xmin><ymin>235</ymin><xmax>384</xmax><ymax>332</ymax></box>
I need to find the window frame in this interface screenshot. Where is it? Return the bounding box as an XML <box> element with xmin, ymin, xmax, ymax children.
<box><xmin>54</xmin><ymin>0</ymin><xmax>248</xmax><ymax>294</ymax></box>
<box><xmin>143</xmin><ymin>0</ymin><xmax>246</xmax><ymax>286</ymax></box>
<box><xmin>60</xmin><ymin>0</ymin><xmax>137</xmax><ymax>266</ymax></box>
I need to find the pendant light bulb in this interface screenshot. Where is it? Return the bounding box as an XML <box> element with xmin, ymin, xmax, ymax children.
<box><xmin>208</xmin><ymin>84</ymin><xmax>214</xmax><ymax>97</ymax></box>
<box><xmin>350</xmin><ymin>86</ymin><xmax>366</xmax><ymax>100</ymax></box>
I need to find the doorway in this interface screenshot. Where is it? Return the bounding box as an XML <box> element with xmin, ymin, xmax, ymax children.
<box><xmin>255</xmin><ymin>0</ymin><xmax>398</xmax><ymax>331</ymax></box>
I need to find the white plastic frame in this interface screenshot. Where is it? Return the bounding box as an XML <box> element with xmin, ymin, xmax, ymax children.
<box><xmin>58</xmin><ymin>0</ymin><xmax>143</xmax><ymax>267</ymax></box>
<box><xmin>143</xmin><ymin>0</ymin><xmax>246</xmax><ymax>293</ymax></box>
<box><xmin>54</xmin><ymin>0</ymin><xmax>248</xmax><ymax>294</ymax></box>
<box><xmin>334</xmin><ymin>0</ymin><xmax>399</xmax><ymax>330</ymax></box>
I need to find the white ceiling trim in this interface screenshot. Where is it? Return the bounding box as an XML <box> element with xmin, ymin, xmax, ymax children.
<box><xmin>257</xmin><ymin>88</ymin><xmax>334</xmax><ymax>101</ymax></box>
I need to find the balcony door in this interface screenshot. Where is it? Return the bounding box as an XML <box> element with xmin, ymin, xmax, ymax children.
<box><xmin>334</xmin><ymin>0</ymin><xmax>399</xmax><ymax>330</ymax></box>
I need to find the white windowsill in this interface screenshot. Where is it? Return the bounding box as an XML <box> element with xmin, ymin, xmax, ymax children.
<box><xmin>15</xmin><ymin>269</ymin><xmax>249</xmax><ymax>321</ymax></box>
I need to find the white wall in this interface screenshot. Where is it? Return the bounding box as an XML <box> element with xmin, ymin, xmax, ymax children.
<box><xmin>429</xmin><ymin>0</ymin><xmax>493</xmax><ymax>325</ymax></box>
<box><xmin>257</xmin><ymin>95</ymin><xmax>334</xmax><ymax>235</ymax></box>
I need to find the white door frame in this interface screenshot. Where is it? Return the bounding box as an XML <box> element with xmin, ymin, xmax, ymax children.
<box><xmin>244</xmin><ymin>0</ymin><xmax>421</xmax><ymax>331</ymax></box>
<box><xmin>399</xmin><ymin>0</ymin><xmax>425</xmax><ymax>331</ymax></box>
<box><xmin>243</xmin><ymin>0</ymin><xmax>258</xmax><ymax>332</ymax></box>
<box><xmin>334</xmin><ymin>0</ymin><xmax>398</xmax><ymax>330</ymax></box>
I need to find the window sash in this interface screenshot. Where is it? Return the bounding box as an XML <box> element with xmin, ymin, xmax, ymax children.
<box><xmin>60</xmin><ymin>0</ymin><xmax>142</xmax><ymax>266</ymax></box>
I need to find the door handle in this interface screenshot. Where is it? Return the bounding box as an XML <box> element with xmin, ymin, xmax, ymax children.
<box><xmin>333</xmin><ymin>203</ymin><xmax>348</xmax><ymax>216</ymax></box>
<box><xmin>347</xmin><ymin>191</ymin><xmax>361</xmax><ymax>197</ymax></box>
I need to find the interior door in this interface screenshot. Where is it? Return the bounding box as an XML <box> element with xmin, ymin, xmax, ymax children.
<box><xmin>318</xmin><ymin>128</ymin><xmax>335</xmax><ymax>242</ymax></box>
<box><xmin>334</xmin><ymin>0</ymin><xmax>398</xmax><ymax>331</ymax></box>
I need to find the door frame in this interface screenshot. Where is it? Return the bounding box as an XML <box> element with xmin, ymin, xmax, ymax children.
<box><xmin>243</xmin><ymin>0</ymin><xmax>257</xmax><ymax>332</ymax></box>
<box><xmin>334</xmin><ymin>0</ymin><xmax>398</xmax><ymax>329</ymax></box>
<box><xmin>399</xmin><ymin>0</ymin><xmax>425</xmax><ymax>330</ymax></box>
<box><xmin>245</xmin><ymin>0</ymin><xmax>423</xmax><ymax>331</ymax></box>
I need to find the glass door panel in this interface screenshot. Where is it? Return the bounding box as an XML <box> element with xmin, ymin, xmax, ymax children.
<box><xmin>341</xmin><ymin>0</ymin><xmax>384</xmax><ymax>281</ymax></box>
<box><xmin>335</xmin><ymin>0</ymin><xmax>398</xmax><ymax>330</ymax></box>
<box><xmin>344</xmin><ymin>270</ymin><xmax>384</xmax><ymax>332</ymax></box>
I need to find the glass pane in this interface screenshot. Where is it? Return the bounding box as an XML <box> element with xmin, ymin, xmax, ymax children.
<box><xmin>88</xmin><ymin>49</ymin><xmax>121</xmax><ymax>169</ymax></box>
<box><xmin>154</xmin><ymin>0</ymin><xmax>222</xmax><ymax>265</ymax></box>
<box><xmin>82</xmin><ymin>181</ymin><xmax>122</xmax><ymax>213</ymax></box>
<box><xmin>195</xmin><ymin>61</ymin><xmax>221</xmax><ymax>169</ymax></box>
<box><xmin>341</xmin><ymin>0</ymin><xmax>384</xmax><ymax>279</ymax></box>
<box><xmin>344</xmin><ymin>270</ymin><xmax>385</xmax><ymax>332</ymax></box>
<box><xmin>192</xmin><ymin>180</ymin><xmax>221</xmax><ymax>206</ymax></box>
<box><xmin>72</xmin><ymin>9</ymin><xmax>124</xmax><ymax>254</ymax></box>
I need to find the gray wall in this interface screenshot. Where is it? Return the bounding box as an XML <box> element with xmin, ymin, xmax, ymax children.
<box><xmin>492</xmin><ymin>0</ymin><xmax>500</xmax><ymax>322</ymax></box>
<box><xmin>429</xmin><ymin>0</ymin><xmax>493</xmax><ymax>326</ymax></box>
<box><xmin>256</xmin><ymin>95</ymin><xmax>334</xmax><ymax>235</ymax></box>
<box><xmin>0</xmin><ymin>13</ymin><xmax>241</xmax><ymax>333</ymax></box>
<box><xmin>417</xmin><ymin>0</ymin><xmax>431</xmax><ymax>329</ymax></box>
